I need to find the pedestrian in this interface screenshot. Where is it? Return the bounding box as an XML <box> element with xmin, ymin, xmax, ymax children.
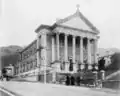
<box><xmin>65</xmin><ymin>75</ymin><xmax>70</xmax><ymax>85</ymax></box>
<box><xmin>76</xmin><ymin>76</ymin><xmax>80</xmax><ymax>86</ymax></box>
<box><xmin>71</xmin><ymin>76</ymin><xmax>75</xmax><ymax>85</ymax></box>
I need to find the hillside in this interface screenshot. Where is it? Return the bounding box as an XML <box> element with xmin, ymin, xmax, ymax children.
<box><xmin>98</xmin><ymin>48</ymin><xmax>120</xmax><ymax>57</ymax></box>
<box><xmin>0</xmin><ymin>45</ymin><xmax>120</xmax><ymax>68</ymax></box>
<box><xmin>0</xmin><ymin>45</ymin><xmax>23</xmax><ymax>69</ymax></box>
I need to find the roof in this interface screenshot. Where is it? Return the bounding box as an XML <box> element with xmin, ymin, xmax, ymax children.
<box><xmin>35</xmin><ymin>24</ymin><xmax>55</xmax><ymax>33</ymax></box>
<box><xmin>55</xmin><ymin>7</ymin><xmax>100</xmax><ymax>34</ymax></box>
<box><xmin>20</xmin><ymin>39</ymin><xmax>37</xmax><ymax>53</ymax></box>
<box><xmin>35</xmin><ymin>6</ymin><xmax>100</xmax><ymax>34</ymax></box>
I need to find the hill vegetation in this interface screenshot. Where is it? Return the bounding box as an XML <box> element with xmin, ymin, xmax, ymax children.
<box><xmin>0</xmin><ymin>45</ymin><xmax>23</xmax><ymax>68</ymax></box>
<box><xmin>0</xmin><ymin>45</ymin><xmax>120</xmax><ymax>69</ymax></box>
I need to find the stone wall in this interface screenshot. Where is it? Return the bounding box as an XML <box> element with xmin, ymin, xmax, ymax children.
<box><xmin>103</xmin><ymin>80</ymin><xmax>120</xmax><ymax>89</ymax></box>
<box><xmin>23</xmin><ymin>75</ymin><xmax>38</xmax><ymax>81</ymax></box>
<box><xmin>38</xmin><ymin>73</ymin><xmax>53</xmax><ymax>83</ymax></box>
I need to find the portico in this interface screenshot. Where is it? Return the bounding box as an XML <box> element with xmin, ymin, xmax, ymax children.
<box><xmin>51</xmin><ymin>30</ymin><xmax>98</xmax><ymax>64</ymax></box>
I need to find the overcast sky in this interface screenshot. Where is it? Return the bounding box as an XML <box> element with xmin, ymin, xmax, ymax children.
<box><xmin>0</xmin><ymin>0</ymin><xmax>120</xmax><ymax>48</ymax></box>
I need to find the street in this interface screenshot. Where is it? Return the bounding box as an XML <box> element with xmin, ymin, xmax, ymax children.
<box><xmin>0</xmin><ymin>91</ymin><xmax>10</xmax><ymax>96</ymax></box>
<box><xmin>0</xmin><ymin>81</ymin><xmax>119</xmax><ymax>96</ymax></box>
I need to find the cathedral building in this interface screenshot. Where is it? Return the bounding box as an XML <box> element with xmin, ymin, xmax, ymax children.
<box><xmin>15</xmin><ymin>6</ymin><xmax>100</xmax><ymax>82</ymax></box>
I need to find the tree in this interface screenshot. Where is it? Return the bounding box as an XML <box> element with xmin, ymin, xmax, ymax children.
<box><xmin>107</xmin><ymin>53</ymin><xmax>120</xmax><ymax>71</ymax></box>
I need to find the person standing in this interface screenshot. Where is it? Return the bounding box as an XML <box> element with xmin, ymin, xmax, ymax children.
<box><xmin>76</xmin><ymin>76</ymin><xmax>80</xmax><ymax>86</ymax></box>
<box><xmin>71</xmin><ymin>76</ymin><xmax>75</xmax><ymax>85</ymax></box>
<box><xmin>65</xmin><ymin>75</ymin><xmax>70</xmax><ymax>85</ymax></box>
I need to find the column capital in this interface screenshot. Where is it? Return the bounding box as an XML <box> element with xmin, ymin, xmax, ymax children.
<box><xmin>95</xmin><ymin>38</ymin><xmax>98</xmax><ymax>42</ymax></box>
<box><xmin>87</xmin><ymin>37</ymin><xmax>92</xmax><ymax>40</ymax></box>
<box><xmin>37</xmin><ymin>35</ymin><xmax>40</xmax><ymax>38</ymax></box>
<box><xmin>64</xmin><ymin>34</ymin><xmax>69</xmax><ymax>36</ymax></box>
<box><xmin>97</xmin><ymin>36</ymin><xmax>100</xmax><ymax>39</ymax></box>
<box><xmin>80</xmin><ymin>36</ymin><xmax>84</xmax><ymax>39</ymax></box>
<box><xmin>72</xmin><ymin>35</ymin><xmax>77</xmax><ymax>38</ymax></box>
<box><xmin>56</xmin><ymin>32</ymin><xmax>60</xmax><ymax>35</ymax></box>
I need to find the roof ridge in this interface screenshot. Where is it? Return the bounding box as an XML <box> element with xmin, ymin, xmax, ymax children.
<box><xmin>56</xmin><ymin>13</ymin><xmax>76</xmax><ymax>24</ymax></box>
<box><xmin>78</xmin><ymin>11</ymin><xmax>99</xmax><ymax>33</ymax></box>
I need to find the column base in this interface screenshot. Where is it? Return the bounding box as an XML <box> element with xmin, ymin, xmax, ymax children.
<box><xmin>37</xmin><ymin>74</ymin><xmax>41</xmax><ymax>81</ymax></box>
<box><xmin>64</xmin><ymin>61</ymin><xmax>69</xmax><ymax>72</ymax></box>
<box><xmin>73</xmin><ymin>62</ymin><xmax>77</xmax><ymax>73</ymax></box>
<box><xmin>52</xmin><ymin>71</ymin><xmax>56</xmax><ymax>83</ymax></box>
<box><xmin>51</xmin><ymin>60</ymin><xmax>61</xmax><ymax>72</ymax></box>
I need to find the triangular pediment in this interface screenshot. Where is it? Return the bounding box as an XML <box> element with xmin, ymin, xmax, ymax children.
<box><xmin>56</xmin><ymin>9</ymin><xmax>99</xmax><ymax>34</ymax></box>
<box><xmin>60</xmin><ymin>16</ymin><xmax>93</xmax><ymax>31</ymax></box>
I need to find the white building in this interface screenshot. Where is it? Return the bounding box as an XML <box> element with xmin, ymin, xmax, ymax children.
<box><xmin>16</xmin><ymin>6</ymin><xmax>100</xmax><ymax>82</ymax></box>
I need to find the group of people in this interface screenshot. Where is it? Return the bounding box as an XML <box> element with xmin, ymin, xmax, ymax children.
<box><xmin>64</xmin><ymin>75</ymin><xmax>101</xmax><ymax>88</ymax></box>
<box><xmin>65</xmin><ymin>75</ymin><xmax>82</xmax><ymax>86</ymax></box>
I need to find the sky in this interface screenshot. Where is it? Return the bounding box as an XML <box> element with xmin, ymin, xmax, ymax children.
<box><xmin>0</xmin><ymin>0</ymin><xmax>120</xmax><ymax>48</ymax></box>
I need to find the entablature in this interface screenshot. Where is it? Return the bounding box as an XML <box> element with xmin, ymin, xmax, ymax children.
<box><xmin>53</xmin><ymin>26</ymin><xmax>99</xmax><ymax>40</ymax></box>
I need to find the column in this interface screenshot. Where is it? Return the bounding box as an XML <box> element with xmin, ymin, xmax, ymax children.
<box><xmin>52</xmin><ymin>68</ymin><xmax>56</xmax><ymax>83</ymax></box>
<box><xmin>72</xmin><ymin>35</ymin><xmax>76</xmax><ymax>63</ymax></box>
<box><xmin>64</xmin><ymin>34</ymin><xmax>68</xmax><ymax>72</ymax></box>
<box><xmin>94</xmin><ymin>39</ymin><xmax>98</xmax><ymax>64</ymax></box>
<box><xmin>42</xmin><ymin>33</ymin><xmax>47</xmax><ymax>84</ymax></box>
<box><xmin>52</xmin><ymin>35</ymin><xmax>55</xmax><ymax>62</ymax></box>
<box><xmin>64</xmin><ymin>34</ymin><xmax>68</xmax><ymax>61</ymax></box>
<box><xmin>41</xmin><ymin>33</ymin><xmax>47</xmax><ymax>65</ymax></box>
<box><xmin>37</xmin><ymin>36</ymin><xmax>40</xmax><ymax>67</ymax></box>
<box><xmin>56</xmin><ymin>33</ymin><xmax>60</xmax><ymax>60</ymax></box>
<box><xmin>87</xmin><ymin>38</ymin><xmax>91</xmax><ymax>64</ymax></box>
<box><xmin>80</xmin><ymin>37</ymin><xmax>83</xmax><ymax>64</ymax></box>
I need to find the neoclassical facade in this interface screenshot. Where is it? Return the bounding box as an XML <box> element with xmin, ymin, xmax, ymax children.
<box><xmin>15</xmin><ymin>7</ymin><xmax>100</xmax><ymax>82</ymax></box>
<box><xmin>35</xmin><ymin>7</ymin><xmax>99</xmax><ymax>82</ymax></box>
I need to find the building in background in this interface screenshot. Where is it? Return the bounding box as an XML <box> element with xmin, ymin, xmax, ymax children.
<box><xmin>15</xmin><ymin>6</ymin><xmax>100</xmax><ymax>82</ymax></box>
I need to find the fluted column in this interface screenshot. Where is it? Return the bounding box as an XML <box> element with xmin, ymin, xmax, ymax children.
<box><xmin>52</xmin><ymin>35</ymin><xmax>55</xmax><ymax>62</ymax></box>
<box><xmin>87</xmin><ymin>38</ymin><xmax>91</xmax><ymax>64</ymax></box>
<box><xmin>56</xmin><ymin>33</ymin><xmax>60</xmax><ymax>60</ymax></box>
<box><xmin>72</xmin><ymin>35</ymin><xmax>76</xmax><ymax>63</ymax></box>
<box><xmin>80</xmin><ymin>37</ymin><xmax>83</xmax><ymax>64</ymax></box>
<box><xmin>64</xmin><ymin>34</ymin><xmax>68</xmax><ymax>61</ymax></box>
<box><xmin>94</xmin><ymin>39</ymin><xmax>98</xmax><ymax>64</ymax></box>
